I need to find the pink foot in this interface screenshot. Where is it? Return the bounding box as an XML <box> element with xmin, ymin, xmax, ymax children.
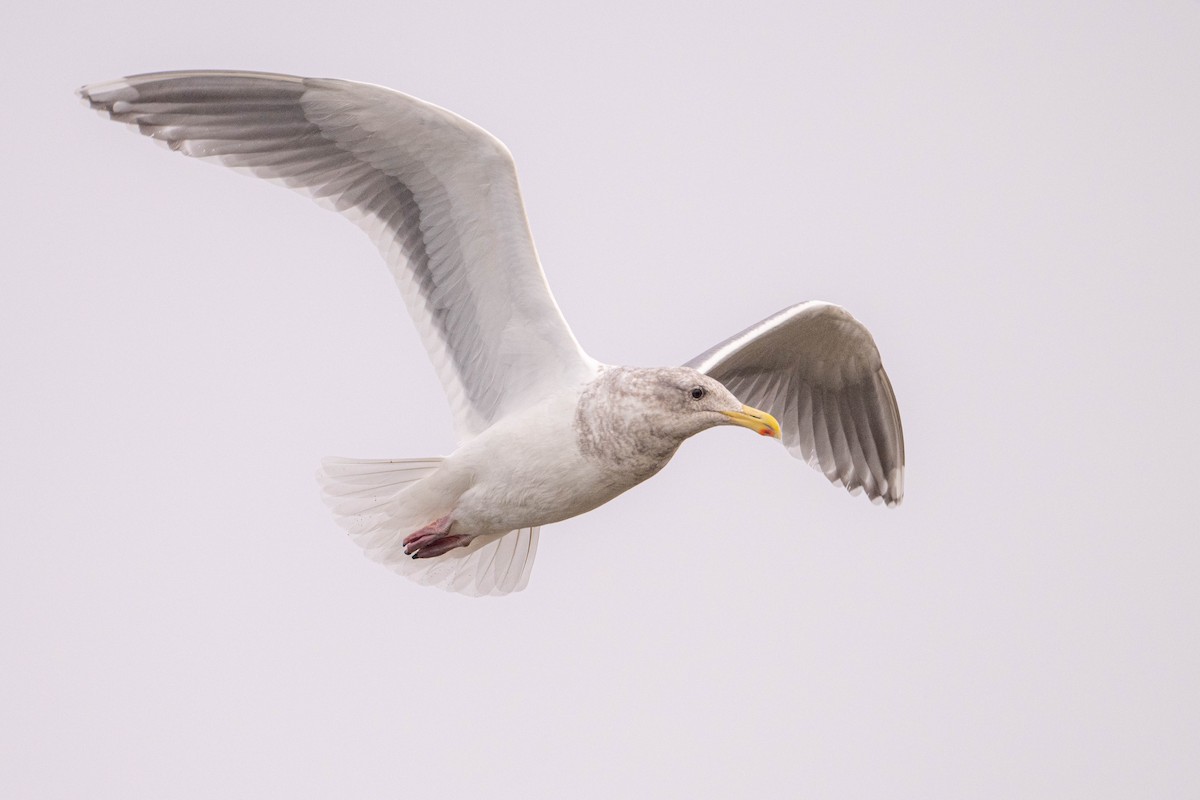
<box><xmin>403</xmin><ymin>515</ymin><xmax>471</xmax><ymax>559</ymax></box>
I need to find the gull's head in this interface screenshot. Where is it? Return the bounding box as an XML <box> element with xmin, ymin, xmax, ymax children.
<box><xmin>646</xmin><ymin>367</ymin><xmax>781</xmax><ymax>441</ymax></box>
<box><xmin>576</xmin><ymin>367</ymin><xmax>781</xmax><ymax>466</ymax></box>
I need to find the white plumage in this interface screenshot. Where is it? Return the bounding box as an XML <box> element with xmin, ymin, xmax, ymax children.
<box><xmin>80</xmin><ymin>71</ymin><xmax>905</xmax><ymax>596</ymax></box>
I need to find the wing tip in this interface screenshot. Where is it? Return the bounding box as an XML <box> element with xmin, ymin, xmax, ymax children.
<box><xmin>875</xmin><ymin>467</ymin><xmax>905</xmax><ymax>507</ymax></box>
<box><xmin>78</xmin><ymin>71</ymin><xmax>311</xmax><ymax>118</ymax></box>
<box><xmin>77</xmin><ymin>77</ymin><xmax>136</xmax><ymax>110</ymax></box>
<box><xmin>839</xmin><ymin>466</ymin><xmax>904</xmax><ymax>507</ymax></box>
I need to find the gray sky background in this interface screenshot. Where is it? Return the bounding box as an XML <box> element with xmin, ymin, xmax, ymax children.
<box><xmin>3</xmin><ymin>1</ymin><xmax>1198</xmax><ymax>797</ymax></box>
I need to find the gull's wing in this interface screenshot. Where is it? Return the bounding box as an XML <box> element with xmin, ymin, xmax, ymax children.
<box><xmin>79</xmin><ymin>71</ymin><xmax>596</xmax><ymax>440</ymax></box>
<box><xmin>687</xmin><ymin>302</ymin><xmax>905</xmax><ymax>506</ymax></box>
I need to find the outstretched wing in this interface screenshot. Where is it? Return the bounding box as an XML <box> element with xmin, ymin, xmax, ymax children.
<box><xmin>79</xmin><ymin>71</ymin><xmax>596</xmax><ymax>440</ymax></box>
<box><xmin>687</xmin><ymin>302</ymin><xmax>904</xmax><ymax>506</ymax></box>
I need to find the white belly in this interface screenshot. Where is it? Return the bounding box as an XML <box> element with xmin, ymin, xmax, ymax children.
<box><xmin>438</xmin><ymin>390</ymin><xmax>659</xmax><ymax>534</ymax></box>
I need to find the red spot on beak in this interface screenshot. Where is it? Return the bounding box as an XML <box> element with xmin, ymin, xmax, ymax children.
<box><xmin>759</xmin><ymin>428</ymin><xmax>773</xmax><ymax>436</ymax></box>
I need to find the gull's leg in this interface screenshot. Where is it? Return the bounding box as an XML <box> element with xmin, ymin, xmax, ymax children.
<box><xmin>403</xmin><ymin>515</ymin><xmax>471</xmax><ymax>559</ymax></box>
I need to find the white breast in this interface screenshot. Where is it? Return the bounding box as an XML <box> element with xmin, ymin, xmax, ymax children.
<box><xmin>441</xmin><ymin>388</ymin><xmax>625</xmax><ymax>533</ymax></box>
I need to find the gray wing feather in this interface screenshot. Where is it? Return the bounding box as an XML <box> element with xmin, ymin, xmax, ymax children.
<box><xmin>687</xmin><ymin>301</ymin><xmax>905</xmax><ymax>506</ymax></box>
<box><xmin>79</xmin><ymin>71</ymin><xmax>596</xmax><ymax>440</ymax></box>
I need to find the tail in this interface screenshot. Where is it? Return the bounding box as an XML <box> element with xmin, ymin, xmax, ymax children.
<box><xmin>317</xmin><ymin>457</ymin><xmax>540</xmax><ymax>597</ymax></box>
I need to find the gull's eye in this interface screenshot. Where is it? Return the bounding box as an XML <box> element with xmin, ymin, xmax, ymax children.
<box><xmin>690</xmin><ymin>386</ymin><xmax>706</xmax><ymax>400</ymax></box>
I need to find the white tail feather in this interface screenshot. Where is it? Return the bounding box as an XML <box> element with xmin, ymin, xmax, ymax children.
<box><xmin>317</xmin><ymin>457</ymin><xmax>540</xmax><ymax>597</ymax></box>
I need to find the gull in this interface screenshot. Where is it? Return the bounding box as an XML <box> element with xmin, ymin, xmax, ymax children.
<box><xmin>79</xmin><ymin>71</ymin><xmax>905</xmax><ymax>596</ymax></box>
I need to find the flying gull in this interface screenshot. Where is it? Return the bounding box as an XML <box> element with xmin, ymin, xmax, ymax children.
<box><xmin>79</xmin><ymin>71</ymin><xmax>905</xmax><ymax>596</ymax></box>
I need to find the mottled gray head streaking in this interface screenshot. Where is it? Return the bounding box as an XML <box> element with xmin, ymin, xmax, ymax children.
<box><xmin>79</xmin><ymin>70</ymin><xmax>901</xmax><ymax>596</ymax></box>
<box><xmin>573</xmin><ymin>367</ymin><xmax>755</xmax><ymax>478</ymax></box>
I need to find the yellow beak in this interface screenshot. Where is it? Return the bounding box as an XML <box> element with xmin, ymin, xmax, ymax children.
<box><xmin>720</xmin><ymin>405</ymin><xmax>782</xmax><ymax>439</ymax></box>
